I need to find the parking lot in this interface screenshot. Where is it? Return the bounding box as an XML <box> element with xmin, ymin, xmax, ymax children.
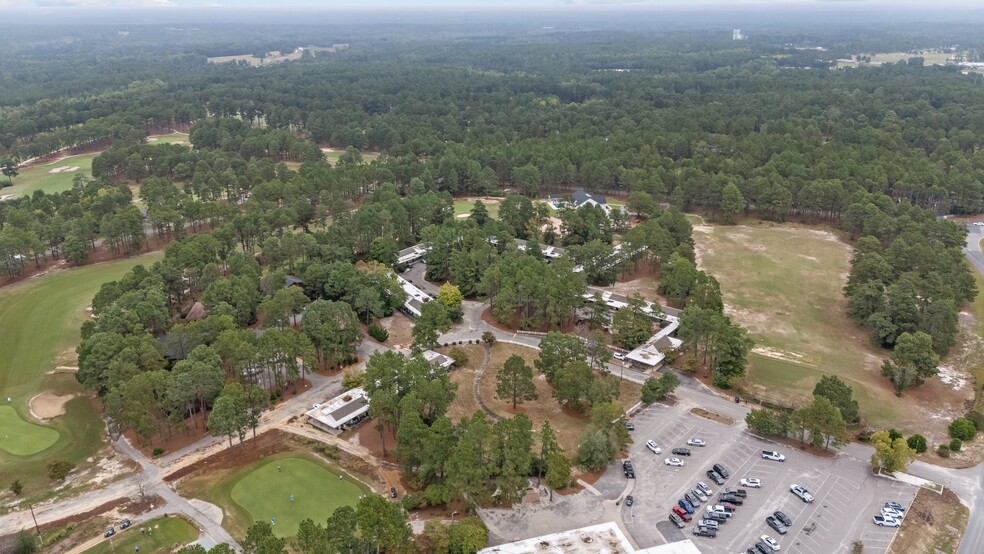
<box><xmin>614</xmin><ymin>399</ymin><xmax>917</xmax><ymax>554</ymax></box>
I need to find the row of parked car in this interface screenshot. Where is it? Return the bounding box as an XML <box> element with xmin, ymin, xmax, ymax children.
<box><xmin>103</xmin><ymin>518</ymin><xmax>132</xmax><ymax>538</ymax></box>
<box><xmin>873</xmin><ymin>502</ymin><xmax>907</xmax><ymax>528</ymax></box>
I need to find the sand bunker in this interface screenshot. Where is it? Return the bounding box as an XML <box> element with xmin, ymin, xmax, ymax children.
<box><xmin>48</xmin><ymin>166</ymin><xmax>80</xmax><ymax>174</ymax></box>
<box><xmin>29</xmin><ymin>392</ymin><xmax>76</xmax><ymax>419</ymax></box>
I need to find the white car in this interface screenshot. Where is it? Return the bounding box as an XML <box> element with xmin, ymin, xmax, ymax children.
<box><xmin>612</xmin><ymin>352</ymin><xmax>627</xmax><ymax>361</ymax></box>
<box><xmin>873</xmin><ymin>515</ymin><xmax>901</xmax><ymax>527</ymax></box>
<box><xmin>687</xmin><ymin>438</ymin><xmax>706</xmax><ymax>447</ymax></box>
<box><xmin>646</xmin><ymin>440</ymin><xmax>662</xmax><ymax>454</ymax></box>
<box><xmin>975</xmin><ymin>222</ymin><xmax>984</xmax><ymax>227</ymax></box>
<box><xmin>692</xmin><ymin>488</ymin><xmax>708</xmax><ymax>501</ymax></box>
<box><xmin>705</xmin><ymin>505</ymin><xmax>733</xmax><ymax>518</ymax></box>
<box><xmin>665</xmin><ymin>457</ymin><xmax>685</xmax><ymax>467</ymax></box>
<box><xmin>760</xmin><ymin>535</ymin><xmax>781</xmax><ymax>551</ymax></box>
<box><xmin>790</xmin><ymin>484</ymin><xmax>814</xmax><ymax>503</ymax></box>
<box><xmin>698</xmin><ymin>519</ymin><xmax>719</xmax><ymax>529</ymax></box>
<box><xmin>881</xmin><ymin>507</ymin><xmax>904</xmax><ymax>519</ymax></box>
<box><xmin>740</xmin><ymin>478</ymin><xmax>762</xmax><ymax>488</ymax></box>
<box><xmin>697</xmin><ymin>481</ymin><xmax>713</xmax><ymax>496</ymax></box>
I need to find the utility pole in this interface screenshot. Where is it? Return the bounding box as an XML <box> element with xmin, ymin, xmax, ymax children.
<box><xmin>29</xmin><ymin>503</ymin><xmax>43</xmax><ymax>545</ymax></box>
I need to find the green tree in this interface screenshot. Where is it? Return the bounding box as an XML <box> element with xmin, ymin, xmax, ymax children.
<box><xmin>813</xmin><ymin>375</ymin><xmax>860</xmax><ymax>424</ymax></box>
<box><xmin>719</xmin><ymin>183</ymin><xmax>744</xmax><ymax>223</ymax></box>
<box><xmin>10</xmin><ymin>479</ymin><xmax>23</xmax><ymax>495</ymax></box>
<box><xmin>552</xmin><ymin>359</ymin><xmax>596</xmax><ymax>412</ymax></box>
<box><xmin>470</xmin><ymin>200</ymin><xmax>490</xmax><ymax>225</ymax></box>
<box><xmin>745</xmin><ymin>408</ymin><xmax>782</xmax><ymax>437</ymax></box>
<box><xmin>612</xmin><ymin>294</ymin><xmax>654</xmax><ymax>349</ymax></box>
<box><xmin>641</xmin><ymin>371</ymin><xmax>679</xmax><ymax>403</ymax></box>
<box><xmin>1</xmin><ymin>160</ymin><xmax>18</xmax><ymax>186</ymax></box>
<box><xmin>626</xmin><ymin>190</ymin><xmax>656</xmax><ymax>218</ymax></box>
<box><xmin>806</xmin><ymin>395</ymin><xmax>847</xmax><ymax>450</ymax></box>
<box><xmin>576</xmin><ymin>425</ymin><xmax>618</xmax><ymax>471</ymax></box>
<box><xmin>869</xmin><ymin>430</ymin><xmax>917</xmax><ymax>473</ymax></box>
<box><xmin>448</xmin><ymin>517</ymin><xmax>489</xmax><ymax>554</ymax></box>
<box><xmin>496</xmin><ymin>354</ymin><xmax>537</xmax><ymax>409</ymax></box>
<box><xmin>537</xmin><ymin>421</ymin><xmax>561</xmax><ymax>484</ymax></box>
<box><xmin>412</xmin><ymin>300</ymin><xmax>453</xmax><ymax>351</ymax></box>
<box><xmin>907</xmin><ymin>434</ymin><xmax>928</xmax><ymax>453</ymax></box>
<box><xmin>242</xmin><ymin>522</ymin><xmax>286</xmax><ymax>554</ymax></box>
<box><xmin>437</xmin><ymin>282</ymin><xmax>464</xmax><ymax>321</ymax></box>
<box><xmin>293</xmin><ymin>519</ymin><xmax>328</xmax><ymax>554</ymax></box>
<box><xmin>535</xmin><ymin>331</ymin><xmax>586</xmax><ymax>381</ymax></box>
<box><xmin>882</xmin><ymin>331</ymin><xmax>939</xmax><ymax>395</ymax></box>
<box><xmin>356</xmin><ymin>494</ymin><xmax>411</xmax><ymax>553</ymax></box>
<box><xmin>12</xmin><ymin>531</ymin><xmax>37</xmax><ymax>554</ymax></box>
<box><xmin>949</xmin><ymin>418</ymin><xmax>977</xmax><ymax>441</ymax></box>
<box><xmin>301</xmin><ymin>300</ymin><xmax>363</xmax><ymax>369</ymax></box>
<box><xmin>545</xmin><ymin>451</ymin><xmax>572</xmax><ymax>490</ymax></box>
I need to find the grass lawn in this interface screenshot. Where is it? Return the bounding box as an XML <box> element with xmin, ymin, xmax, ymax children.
<box><xmin>146</xmin><ymin>133</ymin><xmax>190</xmax><ymax>145</ymax></box>
<box><xmin>4</xmin><ymin>153</ymin><xmax>98</xmax><ymax>199</ymax></box>
<box><xmin>83</xmin><ymin>517</ymin><xmax>198</xmax><ymax>554</ymax></box>
<box><xmin>0</xmin><ymin>251</ymin><xmax>163</xmax><ymax>495</ymax></box>
<box><xmin>693</xmin><ymin>222</ymin><xmax>915</xmax><ymax>427</ymax></box>
<box><xmin>322</xmin><ymin>149</ymin><xmax>380</xmax><ymax>166</ymax></box>
<box><xmin>0</xmin><ymin>405</ymin><xmax>59</xmax><ymax>456</ymax></box>
<box><xmin>182</xmin><ymin>453</ymin><xmax>369</xmax><ymax>539</ymax></box>
<box><xmin>453</xmin><ymin>198</ymin><xmax>500</xmax><ymax>220</ymax></box>
<box><xmin>477</xmin><ymin>343</ymin><xmax>641</xmax><ymax>455</ymax></box>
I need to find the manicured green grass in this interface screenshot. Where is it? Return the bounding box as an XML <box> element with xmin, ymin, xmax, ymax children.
<box><xmin>0</xmin><ymin>252</ymin><xmax>163</xmax><ymax>495</ymax></box>
<box><xmin>0</xmin><ymin>405</ymin><xmax>59</xmax><ymax>455</ymax></box>
<box><xmin>453</xmin><ymin>199</ymin><xmax>500</xmax><ymax>220</ymax></box>
<box><xmin>83</xmin><ymin>517</ymin><xmax>198</xmax><ymax>554</ymax></box>
<box><xmin>694</xmin><ymin>223</ymin><xmax>904</xmax><ymax>426</ymax></box>
<box><xmin>3</xmin><ymin>153</ymin><xmax>98</xmax><ymax>199</ymax></box>
<box><xmin>230</xmin><ymin>457</ymin><xmax>367</xmax><ymax>538</ymax></box>
<box><xmin>146</xmin><ymin>133</ymin><xmax>190</xmax><ymax>145</ymax></box>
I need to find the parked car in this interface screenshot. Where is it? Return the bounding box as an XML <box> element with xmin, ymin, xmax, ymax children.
<box><xmin>625</xmin><ymin>495</ymin><xmax>634</xmax><ymax>507</ymax></box>
<box><xmin>704</xmin><ymin>512</ymin><xmax>728</xmax><ymax>523</ymax></box>
<box><xmin>692</xmin><ymin>487</ymin><xmax>708</xmax><ymax>502</ymax></box>
<box><xmin>719</xmin><ymin>494</ymin><xmax>743</xmax><ymax>506</ymax></box>
<box><xmin>724</xmin><ymin>487</ymin><xmax>748</xmax><ymax>498</ymax></box>
<box><xmin>668</xmin><ymin>513</ymin><xmax>686</xmax><ymax>528</ymax></box>
<box><xmin>721</xmin><ymin>501</ymin><xmax>739</xmax><ymax>511</ymax></box>
<box><xmin>712</xmin><ymin>463</ymin><xmax>730</xmax><ymax>479</ymax></box>
<box><xmin>625</xmin><ymin>422</ymin><xmax>635</xmax><ymax>431</ymax></box>
<box><xmin>884</xmin><ymin>501</ymin><xmax>906</xmax><ymax>512</ymax></box>
<box><xmin>707</xmin><ymin>470</ymin><xmax>725</xmax><ymax>485</ymax></box>
<box><xmin>760</xmin><ymin>535</ymin><xmax>781</xmax><ymax>551</ymax></box>
<box><xmin>678</xmin><ymin>498</ymin><xmax>695</xmax><ymax>514</ymax></box>
<box><xmin>390</xmin><ymin>487</ymin><xmax>398</xmax><ymax>498</ymax></box>
<box><xmin>693</xmin><ymin>527</ymin><xmax>717</xmax><ymax>538</ymax></box>
<box><xmin>104</xmin><ymin>528</ymin><xmax>116</xmax><ymax>538</ymax></box>
<box><xmin>740</xmin><ymin>477</ymin><xmax>762</xmax><ymax>488</ymax></box>
<box><xmin>873</xmin><ymin>515</ymin><xmax>901</xmax><ymax>528</ymax></box>
<box><xmin>766</xmin><ymin>516</ymin><xmax>788</xmax><ymax>535</ymax></box>
<box><xmin>665</xmin><ymin>457</ymin><xmax>685</xmax><ymax>467</ymax></box>
<box><xmin>705</xmin><ymin>505</ymin><xmax>734</xmax><ymax>518</ymax></box>
<box><xmin>672</xmin><ymin>506</ymin><xmax>693</xmax><ymax>521</ymax></box>
<box><xmin>697</xmin><ymin>481</ymin><xmax>713</xmax><ymax>496</ymax></box>
<box><xmin>687</xmin><ymin>438</ymin><xmax>707</xmax><ymax>447</ymax></box>
<box><xmin>119</xmin><ymin>519</ymin><xmax>132</xmax><ymax>530</ymax></box>
<box><xmin>761</xmin><ymin>450</ymin><xmax>786</xmax><ymax>462</ymax></box>
<box><xmin>613</xmin><ymin>352</ymin><xmax>627</xmax><ymax>361</ymax></box>
<box><xmin>625</xmin><ymin>469</ymin><xmax>635</xmax><ymax>479</ymax></box>
<box><xmin>647</xmin><ymin>440</ymin><xmax>662</xmax><ymax>454</ymax></box>
<box><xmin>698</xmin><ymin>519</ymin><xmax>719</xmax><ymax>530</ymax></box>
<box><xmin>672</xmin><ymin>447</ymin><xmax>692</xmax><ymax>456</ymax></box>
<box><xmin>790</xmin><ymin>484</ymin><xmax>814</xmax><ymax>503</ymax></box>
<box><xmin>773</xmin><ymin>511</ymin><xmax>793</xmax><ymax>527</ymax></box>
<box><xmin>685</xmin><ymin>491</ymin><xmax>701</xmax><ymax>506</ymax></box>
<box><xmin>881</xmin><ymin>507</ymin><xmax>904</xmax><ymax>519</ymax></box>
<box><xmin>754</xmin><ymin>541</ymin><xmax>771</xmax><ymax>554</ymax></box>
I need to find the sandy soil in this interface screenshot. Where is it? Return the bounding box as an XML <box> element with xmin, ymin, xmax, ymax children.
<box><xmin>29</xmin><ymin>392</ymin><xmax>76</xmax><ymax>419</ymax></box>
<box><xmin>47</xmin><ymin>166</ymin><xmax>80</xmax><ymax>174</ymax></box>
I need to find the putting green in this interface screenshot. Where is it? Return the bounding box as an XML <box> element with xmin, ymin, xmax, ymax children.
<box><xmin>82</xmin><ymin>516</ymin><xmax>198</xmax><ymax>554</ymax></box>
<box><xmin>0</xmin><ymin>405</ymin><xmax>59</xmax><ymax>456</ymax></box>
<box><xmin>230</xmin><ymin>457</ymin><xmax>366</xmax><ymax>538</ymax></box>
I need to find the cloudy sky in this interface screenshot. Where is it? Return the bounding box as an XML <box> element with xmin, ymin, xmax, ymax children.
<box><xmin>4</xmin><ymin>0</ymin><xmax>984</xmax><ymax>8</ymax></box>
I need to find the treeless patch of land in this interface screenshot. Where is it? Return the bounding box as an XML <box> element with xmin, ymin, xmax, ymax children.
<box><xmin>888</xmin><ymin>487</ymin><xmax>967</xmax><ymax>554</ymax></box>
<box><xmin>441</xmin><ymin>344</ymin><xmax>486</xmax><ymax>422</ymax></box>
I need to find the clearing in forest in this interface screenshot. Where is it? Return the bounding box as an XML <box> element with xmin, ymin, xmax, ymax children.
<box><xmin>693</xmin><ymin>222</ymin><xmax>968</xmax><ymax>430</ymax></box>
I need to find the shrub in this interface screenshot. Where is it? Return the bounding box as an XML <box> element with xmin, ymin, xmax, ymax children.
<box><xmin>46</xmin><ymin>459</ymin><xmax>75</xmax><ymax>480</ymax></box>
<box><xmin>887</xmin><ymin>428</ymin><xmax>903</xmax><ymax>441</ymax></box>
<box><xmin>965</xmin><ymin>411</ymin><xmax>984</xmax><ymax>431</ymax></box>
<box><xmin>851</xmin><ymin>540</ymin><xmax>864</xmax><ymax>554</ymax></box>
<box><xmin>152</xmin><ymin>448</ymin><xmax>165</xmax><ymax>457</ymax></box>
<box><xmin>10</xmin><ymin>480</ymin><xmax>22</xmax><ymax>495</ymax></box>
<box><xmin>950</xmin><ymin>438</ymin><xmax>963</xmax><ymax>452</ymax></box>
<box><xmin>368</xmin><ymin>323</ymin><xmax>389</xmax><ymax>342</ymax></box>
<box><xmin>949</xmin><ymin>418</ymin><xmax>977</xmax><ymax>441</ymax></box>
<box><xmin>482</xmin><ymin>331</ymin><xmax>497</xmax><ymax>347</ymax></box>
<box><xmin>906</xmin><ymin>435</ymin><xmax>927</xmax><ymax>454</ymax></box>
<box><xmin>342</xmin><ymin>370</ymin><xmax>365</xmax><ymax>390</ymax></box>
<box><xmin>937</xmin><ymin>444</ymin><xmax>951</xmax><ymax>458</ymax></box>
<box><xmin>448</xmin><ymin>346</ymin><xmax>469</xmax><ymax>367</ymax></box>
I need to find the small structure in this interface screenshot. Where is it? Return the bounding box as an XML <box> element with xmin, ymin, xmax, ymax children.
<box><xmin>514</xmin><ymin>239</ymin><xmax>566</xmax><ymax>262</ymax></box>
<box><xmin>183</xmin><ymin>301</ymin><xmax>207</xmax><ymax>321</ymax></box>
<box><xmin>284</xmin><ymin>275</ymin><xmax>304</xmax><ymax>288</ymax></box>
<box><xmin>306</xmin><ymin>387</ymin><xmax>369</xmax><ymax>432</ymax></box>
<box><xmin>396</xmin><ymin>275</ymin><xmax>433</xmax><ymax>318</ymax></box>
<box><xmin>476</xmin><ymin>522</ymin><xmax>702</xmax><ymax>554</ymax></box>
<box><xmin>421</xmin><ymin>349</ymin><xmax>455</xmax><ymax>371</ymax></box>
<box><xmin>398</xmin><ymin>244</ymin><xmax>430</xmax><ymax>266</ymax></box>
<box><xmin>548</xmin><ymin>189</ymin><xmax>608</xmax><ymax>211</ymax></box>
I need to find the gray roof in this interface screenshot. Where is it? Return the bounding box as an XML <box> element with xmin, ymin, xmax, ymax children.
<box><xmin>328</xmin><ymin>396</ymin><xmax>368</xmax><ymax>421</ymax></box>
<box><xmin>549</xmin><ymin>188</ymin><xmax>607</xmax><ymax>207</ymax></box>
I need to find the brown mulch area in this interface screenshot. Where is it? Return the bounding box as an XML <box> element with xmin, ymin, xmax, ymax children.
<box><xmin>273</xmin><ymin>378</ymin><xmax>314</xmax><ymax>403</ymax></box>
<box><xmin>689</xmin><ymin>407</ymin><xmax>735</xmax><ymax>426</ymax></box>
<box><xmin>357</xmin><ymin>419</ymin><xmax>399</xmax><ymax>464</ymax></box>
<box><xmin>125</xmin><ymin>417</ymin><xmax>210</xmax><ymax>459</ymax></box>
<box><xmin>164</xmin><ymin>429</ymin><xmax>291</xmax><ymax>482</ymax></box>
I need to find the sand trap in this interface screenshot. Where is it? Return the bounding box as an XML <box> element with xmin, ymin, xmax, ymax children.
<box><xmin>29</xmin><ymin>393</ymin><xmax>76</xmax><ymax>419</ymax></box>
<box><xmin>48</xmin><ymin>166</ymin><xmax>80</xmax><ymax>174</ymax></box>
<box><xmin>456</xmin><ymin>213</ymin><xmax>471</xmax><ymax>219</ymax></box>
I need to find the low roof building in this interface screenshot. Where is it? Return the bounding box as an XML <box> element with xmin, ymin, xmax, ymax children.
<box><xmin>306</xmin><ymin>387</ymin><xmax>369</xmax><ymax>431</ymax></box>
<box><xmin>477</xmin><ymin>522</ymin><xmax>701</xmax><ymax>554</ymax></box>
<box><xmin>421</xmin><ymin>349</ymin><xmax>456</xmax><ymax>371</ymax></box>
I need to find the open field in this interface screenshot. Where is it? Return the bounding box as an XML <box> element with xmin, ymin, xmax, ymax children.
<box><xmin>83</xmin><ymin>516</ymin><xmax>198</xmax><ymax>554</ymax></box>
<box><xmin>836</xmin><ymin>51</ymin><xmax>954</xmax><ymax>68</ymax></box>
<box><xmin>321</xmin><ymin>148</ymin><xmax>380</xmax><ymax>166</ymax></box>
<box><xmin>453</xmin><ymin>198</ymin><xmax>501</xmax><ymax>220</ymax></box>
<box><xmin>0</xmin><ymin>405</ymin><xmax>59</xmax><ymax>456</ymax></box>
<box><xmin>693</xmin><ymin>222</ymin><xmax>967</xmax><ymax>431</ymax></box>
<box><xmin>0</xmin><ymin>251</ymin><xmax>163</xmax><ymax>494</ymax></box>
<box><xmin>146</xmin><ymin>133</ymin><xmax>190</xmax><ymax>145</ymax></box>
<box><xmin>183</xmin><ymin>452</ymin><xmax>368</xmax><ymax>539</ymax></box>
<box><xmin>5</xmin><ymin>153</ymin><xmax>98</xmax><ymax>199</ymax></box>
<box><xmin>477</xmin><ymin>343</ymin><xmax>641</xmax><ymax>454</ymax></box>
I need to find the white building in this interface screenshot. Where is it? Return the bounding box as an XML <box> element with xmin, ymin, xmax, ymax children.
<box><xmin>396</xmin><ymin>275</ymin><xmax>433</xmax><ymax>317</ymax></box>
<box><xmin>477</xmin><ymin>522</ymin><xmax>702</xmax><ymax>554</ymax></box>
<box><xmin>306</xmin><ymin>387</ymin><xmax>369</xmax><ymax>431</ymax></box>
<box><xmin>421</xmin><ymin>349</ymin><xmax>456</xmax><ymax>371</ymax></box>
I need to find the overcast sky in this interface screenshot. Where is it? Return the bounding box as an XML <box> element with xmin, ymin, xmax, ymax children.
<box><xmin>4</xmin><ymin>0</ymin><xmax>984</xmax><ymax>9</ymax></box>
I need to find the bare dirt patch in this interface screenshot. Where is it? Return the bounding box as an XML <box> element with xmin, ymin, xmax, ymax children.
<box><xmin>29</xmin><ymin>392</ymin><xmax>76</xmax><ymax>419</ymax></box>
<box><xmin>441</xmin><ymin>344</ymin><xmax>485</xmax><ymax>422</ymax></box>
<box><xmin>888</xmin><ymin>487</ymin><xmax>967</xmax><ymax>554</ymax></box>
<box><xmin>375</xmin><ymin>312</ymin><xmax>414</xmax><ymax>349</ymax></box>
<box><xmin>689</xmin><ymin>407</ymin><xmax>734</xmax><ymax>426</ymax></box>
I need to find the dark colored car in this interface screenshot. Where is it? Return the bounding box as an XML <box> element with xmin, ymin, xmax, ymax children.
<box><xmin>705</xmin><ymin>512</ymin><xmax>728</xmax><ymax>523</ymax></box>
<box><xmin>678</xmin><ymin>499</ymin><xmax>695</xmax><ymax>514</ymax></box>
<box><xmin>766</xmin><ymin>516</ymin><xmax>788</xmax><ymax>535</ymax></box>
<box><xmin>707</xmin><ymin>470</ymin><xmax>725</xmax><ymax>485</ymax></box>
<box><xmin>754</xmin><ymin>542</ymin><xmax>771</xmax><ymax>554</ymax></box>
<box><xmin>672</xmin><ymin>447</ymin><xmax>692</xmax><ymax>456</ymax></box>
<box><xmin>723</xmin><ymin>487</ymin><xmax>747</xmax><ymax>498</ymax></box>
<box><xmin>721</xmin><ymin>501</ymin><xmax>739</xmax><ymax>511</ymax></box>
<box><xmin>104</xmin><ymin>528</ymin><xmax>116</xmax><ymax>538</ymax></box>
<box><xmin>669</xmin><ymin>513</ymin><xmax>686</xmax><ymax>528</ymax></box>
<box><xmin>719</xmin><ymin>494</ymin><xmax>743</xmax><ymax>506</ymax></box>
<box><xmin>390</xmin><ymin>487</ymin><xmax>398</xmax><ymax>498</ymax></box>
<box><xmin>120</xmin><ymin>519</ymin><xmax>132</xmax><ymax>530</ymax></box>
<box><xmin>746</xmin><ymin>550</ymin><xmax>758</xmax><ymax>554</ymax></box>
<box><xmin>693</xmin><ymin>527</ymin><xmax>717</xmax><ymax>538</ymax></box>
<box><xmin>672</xmin><ymin>506</ymin><xmax>693</xmax><ymax>522</ymax></box>
<box><xmin>685</xmin><ymin>492</ymin><xmax>701</xmax><ymax>506</ymax></box>
<box><xmin>625</xmin><ymin>495</ymin><xmax>634</xmax><ymax>507</ymax></box>
<box><xmin>774</xmin><ymin>511</ymin><xmax>793</xmax><ymax>527</ymax></box>
<box><xmin>625</xmin><ymin>469</ymin><xmax>635</xmax><ymax>479</ymax></box>
<box><xmin>625</xmin><ymin>423</ymin><xmax>636</xmax><ymax>431</ymax></box>
<box><xmin>712</xmin><ymin>463</ymin><xmax>730</xmax><ymax>479</ymax></box>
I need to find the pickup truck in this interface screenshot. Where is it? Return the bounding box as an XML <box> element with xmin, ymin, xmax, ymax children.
<box><xmin>761</xmin><ymin>450</ymin><xmax>786</xmax><ymax>462</ymax></box>
<box><xmin>723</xmin><ymin>487</ymin><xmax>747</xmax><ymax>498</ymax></box>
